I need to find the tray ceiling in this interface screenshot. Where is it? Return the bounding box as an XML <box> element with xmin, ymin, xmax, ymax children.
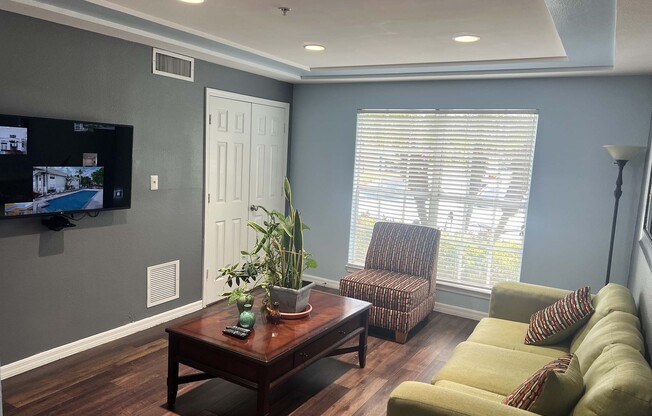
<box><xmin>0</xmin><ymin>0</ymin><xmax>647</xmax><ymax>82</ymax></box>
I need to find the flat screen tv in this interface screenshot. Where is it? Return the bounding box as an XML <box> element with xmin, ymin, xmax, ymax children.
<box><xmin>0</xmin><ymin>113</ymin><xmax>133</xmax><ymax>220</ymax></box>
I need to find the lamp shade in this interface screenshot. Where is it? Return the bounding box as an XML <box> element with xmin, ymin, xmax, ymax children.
<box><xmin>603</xmin><ymin>145</ymin><xmax>646</xmax><ymax>161</ymax></box>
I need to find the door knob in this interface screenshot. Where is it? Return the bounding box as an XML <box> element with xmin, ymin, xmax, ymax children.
<box><xmin>250</xmin><ymin>205</ymin><xmax>258</xmax><ymax>212</ymax></box>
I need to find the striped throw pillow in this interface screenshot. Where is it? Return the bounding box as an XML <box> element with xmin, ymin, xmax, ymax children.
<box><xmin>525</xmin><ymin>286</ymin><xmax>594</xmax><ymax>345</ymax></box>
<box><xmin>503</xmin><ymin>353</ymin><xmax>583</xmax><ymax>415</ymax></box>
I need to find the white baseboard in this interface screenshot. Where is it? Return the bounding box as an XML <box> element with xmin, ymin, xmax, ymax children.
<box><xmin>0</xmin><ymin>301</ymin><xmax>203</xmax><ymax>380</ymax></box>
<box><xmin>304</xmin><ymin>274</ymin><xmax>487</xmax><ymax>321</ymax></box>
<box><xmin>304</xmin><ymin>273</ymin><xmax>341</xmax><ymax>290</ymax></box>
<box><xmin>0</xmin><ymin>279</ymin><xmax>486</xmax><ymax>380</ymax></box>
<box><xmin>433</xmin><ymin>303</ymin><xmax>487</xmax><ymax>321</ymax></box>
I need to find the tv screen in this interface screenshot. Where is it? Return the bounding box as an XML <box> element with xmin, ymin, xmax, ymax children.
<box><xmin>0</xmin><ymin>114</ymin><xmax>133</xmax><ymax>219</ymax></box>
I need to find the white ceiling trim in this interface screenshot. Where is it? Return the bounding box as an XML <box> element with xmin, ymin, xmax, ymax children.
<box><xmin>1</xmin><ymin>0</ymin><xmax>302</xmax><ymax>81</ymax></box>
<box><xmin>300</xmin><ymin>66</ymin><xmax>616</xmax><ymax>84</ymax></box>
<box><xmin>85</xmin><ymin>0</ymin><xmax>310</xmax><ymax>71</ymax></box>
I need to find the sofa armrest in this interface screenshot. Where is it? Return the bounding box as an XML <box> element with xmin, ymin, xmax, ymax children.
<box><xmin>489</xmin><ymin>282</ymin><xmax>571</xmax><ymax>323</ymax></box>
<box><xmin>388</xmin><ymin>382</ymin><xmax>535</xmax><ymax>416</ymax></box>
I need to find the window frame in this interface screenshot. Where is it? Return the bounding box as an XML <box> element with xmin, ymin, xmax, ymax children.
<box><xmin>348</xmin><ymin>109</ymin><xmax>539</xmax><ymax>290</ymax></box>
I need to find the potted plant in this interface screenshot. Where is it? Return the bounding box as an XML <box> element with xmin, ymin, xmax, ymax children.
<box><xmin>220</xmin><ymin>259</ymin><xmax>262</xmax><ymax>314</ymax></box>
<box><xmin>221</xmin><ymin>178</ymin><xmax>317</xmax><ymax>313</ymax></box>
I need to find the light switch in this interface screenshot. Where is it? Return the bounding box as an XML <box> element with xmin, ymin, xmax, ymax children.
<box><xmin>150</xmin><ymin>175</ymin><xmax>159</xmax><ymax>191</ymax></box>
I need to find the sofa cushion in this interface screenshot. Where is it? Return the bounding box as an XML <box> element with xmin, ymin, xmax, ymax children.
<box><xmin>434</xmin><ymin>380</ymin><xmax>505</xmax><ymax>403</ymax></box>
<box><xmin>468</xmin><ymin>317</ymin><xmax>571</xmax><ymax>358</ymax></box>
<box><xmin>503</xmin><ymin>353</ymin><xmax>583</xmax><ymax>416</ymax></box>
<box><xmin>340</xmin><ymin>269</ymin><xmax>430</xmax><ymax>312</ymax></box>
<box><xmin>388</xmin><ymin>381</ymin><xmax>536</xmax><ymax>416</ymax></box>
<box><xmin>525</xmin><ymin>286</ymin><xmax>594</xmax><ymax>345</ymax></box>
<box><xmin>489</xmin><ymin>281</ymin><xmax>573</xmax><ymax>324</ymax></box>
<box><xmin>432</xmin><ymin>342</ymin><xmax>554</xmax><ymax>396</ymax></box>
<box><xmin>571</xmin><ymin>344</ymin><xmax>652</xmax><ymax>416</ymax></box>
<box><xmin>570</xmin><ymin>283</ymin><xmax>638</xmax><ymax>352</ymax></box>
<box><xmin>573</xmin><ymin>311</ymin><xmax>644</xmax><ymax>375</ymax></box>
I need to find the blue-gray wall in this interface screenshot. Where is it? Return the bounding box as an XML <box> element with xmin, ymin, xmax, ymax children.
<box><xmin>0</xmin><ymin>10</ymin><xmax>292</xmax><ymax>364</ymax></box>
<box><xmin>290</xmin><ymin>77</ymin><xmax>652</xmax><ymax>311</ymax></box>
<box><xmin>627</xmin><ymin>133</ymin><xmax>652</xmax><ymax>361</ymax></box>
<box><xmin>629</xmin><ymin>240</ymin><xmax>652</xmax><ymax>361</ymax></box>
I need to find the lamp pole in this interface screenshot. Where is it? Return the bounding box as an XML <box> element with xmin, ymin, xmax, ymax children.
<box><xmin>602</xmin><ymin>145</ymin><xmax>646</xmax><ymax>286</ymax></box>
<box><xmin>605</xmin><ymin>160</ymin><xmax>627</xmax><ymax>286</ymax></box>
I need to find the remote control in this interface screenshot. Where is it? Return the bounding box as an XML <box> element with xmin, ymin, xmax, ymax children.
<box><xmin>223</xmin><ymin>328</ymin><xmax>249</xmax><ymax>339</ymax></box>
<box><xmin>226</xmin><ymin>325</ymin><xmax>251</xmax><ymax>334</ymax></box>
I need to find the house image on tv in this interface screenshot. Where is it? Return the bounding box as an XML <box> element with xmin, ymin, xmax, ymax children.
<box><xmin>33</xmin><ymin>167</ymin><xmax>81</xmax><ymax>196</ymax></box>
<box><xmin>0</xmin><ymin>127</ymin><xmax>28</xmax><ymax>155</ymax></box>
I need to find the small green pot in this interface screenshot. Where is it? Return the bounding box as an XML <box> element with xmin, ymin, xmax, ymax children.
<box><xmin>238</xmin><ymin>304</ymin><xmax>256</xmax><ymax>329</ymax></box>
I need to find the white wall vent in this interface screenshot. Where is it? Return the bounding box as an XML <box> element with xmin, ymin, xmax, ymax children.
<box><xmin>147</xmin><ymin>260</ymin><xmax>180</xmax><ymax>307</ymax></box>
<box><xmin>152</xmin><ymin>48</ymin><xmax>194</xmax><ymax>82</ymax></box>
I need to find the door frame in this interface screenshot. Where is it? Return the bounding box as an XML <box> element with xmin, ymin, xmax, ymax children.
<box><xmin>202</xmin><ymin>88</ymin><xmax>290</xmax><ymax>307</ymax></box>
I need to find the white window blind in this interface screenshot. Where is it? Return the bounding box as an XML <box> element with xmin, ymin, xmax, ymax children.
<box><xmin>349</xmin><ymin>110</ymin><xmax>538</xmax><ymax>288</ymax></box>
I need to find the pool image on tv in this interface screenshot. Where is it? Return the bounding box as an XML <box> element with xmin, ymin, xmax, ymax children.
<box><xmin>0</xmin><ymin>125</ymin><xmax>28</xmax><ymax>155</ymax></box>
<box><xmin>32</xmin><ymin>166</ymin><xmax>104</xmax><ymax>214</ymax></box>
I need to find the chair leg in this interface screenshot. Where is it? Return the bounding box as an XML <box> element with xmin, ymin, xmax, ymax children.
<box><xmin>395</xmin><ymin>331</ymin><xmax>408</xmax><ymax>344</ymax></box>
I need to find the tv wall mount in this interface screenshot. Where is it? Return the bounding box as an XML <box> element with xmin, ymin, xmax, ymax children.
<box><xmin>42</xmin><ymin>215</ymin><xmax>76</xmax><ymax>231</ymax></box>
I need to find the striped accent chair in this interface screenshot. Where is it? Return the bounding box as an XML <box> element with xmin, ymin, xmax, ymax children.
<box><xmin>340</xmin><ymin>222</ymin><xmax>440</xmax><ymax>343</ymax></box>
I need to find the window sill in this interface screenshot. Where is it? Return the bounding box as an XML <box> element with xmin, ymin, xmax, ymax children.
<box><xmin>345</xmin><ymin>263</ymin><xmax>491</xmax><ymax>300</ymax></box>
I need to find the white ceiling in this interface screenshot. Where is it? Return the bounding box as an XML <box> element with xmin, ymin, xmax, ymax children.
<box><xmin>1</xmin><ymin>0</ymin><xmax>651</xmax><ymax>83</ymax></box>
<box><xmin>101</xmin><ymin>0</ymin><xmax>567</xmax><ymax>68</ymax></box>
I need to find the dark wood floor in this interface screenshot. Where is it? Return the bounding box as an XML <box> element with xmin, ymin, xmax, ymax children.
<box><xmin>2</xmin><ymin>290</ymin><xmax>477</xmax><ymax>416</ymax></box>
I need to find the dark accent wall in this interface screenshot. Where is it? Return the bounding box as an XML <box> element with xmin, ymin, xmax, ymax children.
<box><xmin>0</xmin><ymin>10</ymin><xmax>292</xmax><ymax>364</ymax></box>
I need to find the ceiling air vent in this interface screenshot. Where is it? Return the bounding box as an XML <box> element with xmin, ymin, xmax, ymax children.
<box><xmin>152</xmin><ymin>48</ymin><xmax>194</xmax><ymax>82</ymax></box>
<box><xmin>147</xmin><ymin>260</ymin><xmax>180</xmax><ymax>307</ymax></box>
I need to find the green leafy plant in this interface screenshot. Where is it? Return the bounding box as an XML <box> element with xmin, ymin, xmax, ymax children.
<box><xmin>221</xmin><ymin>178</ymin><xmax>317</xmax><ymax>302</ymax></box>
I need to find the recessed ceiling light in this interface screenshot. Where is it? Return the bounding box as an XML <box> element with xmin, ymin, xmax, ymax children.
<box><xmin>453</xmin><ymin>35</ymin><xmax>480</xmax><ymax>43</ymax></box>
<box><xmin>179</xmin><ymin>0</ymin><xmax>204</xmax><ymax>3</ymax></box>
<box><xmin>304</xmin><ymin>44</ymin><xmax>326</xmax><ymax>52</ymax></box>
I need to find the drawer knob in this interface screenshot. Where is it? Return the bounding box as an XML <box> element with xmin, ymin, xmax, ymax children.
<box><xmin>299</xmin><ymin>352</ymin><xmax>309</xmax><ymax>358</ymax></box>
<box><xmin>338</xmin><ymin>330</ymin><xmax>347</xmax><ymax>335</ymax></box>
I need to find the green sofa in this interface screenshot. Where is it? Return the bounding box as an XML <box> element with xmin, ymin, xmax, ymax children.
<box><xmin>388</xmin><ymin>282</ymin><xmax>652</xmax><ymax>415</ymax></box>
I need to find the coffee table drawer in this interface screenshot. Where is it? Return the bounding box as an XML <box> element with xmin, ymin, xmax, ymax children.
<box><xmin>178</xmin><ymin>338</ymin><xmax>259</xmax><ymax>382</ymax></box>
<box><xmin>293</xmin><ymin>316</ymin><xmax>361</xmax><ymax>367</ymax></box>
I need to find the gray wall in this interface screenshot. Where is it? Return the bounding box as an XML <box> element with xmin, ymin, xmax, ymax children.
<box><xmin>290</xmin><ymin>77</ymin><xmax>652</xmax><ymax>311</ymax></box>
<box><xmin>0</xmin><ymin>11</ymin><xmax>292</xmax><ymax>364</ymax></box>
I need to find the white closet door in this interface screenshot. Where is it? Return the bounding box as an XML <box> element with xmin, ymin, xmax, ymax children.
<box><xmin>204</xmin><ymin>96</ymin><xmax>251</xmax><ymax>305</ymax></box>
<box><xmin>248</xmin><ymin>103</ymin><xmax>288</xmax><ymax>247</ymax></box>
<box><xmin>203</xmin><ymin>91</ymin><xmax>289</xmax><ymax>307</ymax></box>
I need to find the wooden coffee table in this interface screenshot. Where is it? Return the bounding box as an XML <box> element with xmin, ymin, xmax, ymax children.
<box><xmin>166</xmin><ymin>290</ymin><xmax>371</xmax><ymax>416</ymax></box>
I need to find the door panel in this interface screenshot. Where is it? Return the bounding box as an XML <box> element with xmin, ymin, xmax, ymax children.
<box><xmin>248</xmin><ymin>103</ymin><xmax>287</xmax><ymax>247</ymax></box>
<box><xmin>204</xmin><ymin>96</ymin><xmax>251</xmax><ymax>305</ymax></box>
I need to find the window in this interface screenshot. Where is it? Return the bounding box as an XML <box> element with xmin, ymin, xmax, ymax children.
<box><xmin>349</xmin><ymin>110</ymin><xmax>538</xmax><ymax>288</ymax></box>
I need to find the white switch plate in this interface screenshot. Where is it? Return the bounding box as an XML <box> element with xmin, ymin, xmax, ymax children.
<box><xmin>150</xmin><ymin>175</ymin><xmax>159</xmax><ymax>191</ymax></box>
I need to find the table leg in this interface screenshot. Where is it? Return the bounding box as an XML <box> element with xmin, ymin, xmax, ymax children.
<box><xmin>167</xmin><ymin>336</ymin><xmax>180</xmax><ymax>408</ymax></box>
<box><xmin>358</xmin><ymin>310</ymin><xmax>369</xmax><ymax>368</ymax></box>
<box><xmin>256</xmin><ymin>369</ymin><xmax>271</xmax><ymax>416</ymax></box>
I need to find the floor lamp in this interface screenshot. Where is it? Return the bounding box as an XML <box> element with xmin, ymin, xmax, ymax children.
<box><xmin>603</xmin><ymin>145</ymin><xmax>646</xmax><ymax>285</ymax></box>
